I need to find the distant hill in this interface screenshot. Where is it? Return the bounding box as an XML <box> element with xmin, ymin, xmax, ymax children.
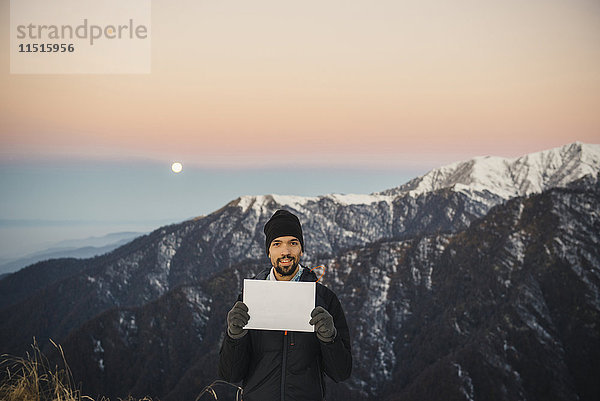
<box><xmin>0</xmin><ymin>232</ymin><xmax>144</xmax><ymax>275</ymax></box>
<box><xmin>1</xmin><ymin>142</ymin><xmax>598</xmax><ymax>401</ymax></box>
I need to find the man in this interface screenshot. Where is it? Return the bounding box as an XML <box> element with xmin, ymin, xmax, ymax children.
<box><xmin>218</xmin><ymin>209</ymin><xmax>352</xmax><ymax>401</ymax></box>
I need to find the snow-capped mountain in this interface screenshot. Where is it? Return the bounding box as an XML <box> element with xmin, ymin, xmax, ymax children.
<box><xmin>378</xmin><ymin>141</ymin><xmax>600</xmax><ymax>198</ymax></box>
<box><xmin>229</xmin><ymin>142</ymin><xmax>600</xmax><ymax>250</ymax></box>
<box><xmin>0</xmin><ymin>142</ymin><xmax>598</xmax><ymax>401</ymax></box>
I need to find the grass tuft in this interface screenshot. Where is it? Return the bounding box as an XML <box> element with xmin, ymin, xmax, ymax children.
<box><xmin>0</xmin><ymin>339</ymin><xmax>153</xmax><ymax>401</ymax></box>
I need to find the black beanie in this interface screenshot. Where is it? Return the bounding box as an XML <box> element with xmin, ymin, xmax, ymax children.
<box><xmin>263</xmin><ymin>210</ymin><xmax>304</xmax><ymax>255</ymax></box>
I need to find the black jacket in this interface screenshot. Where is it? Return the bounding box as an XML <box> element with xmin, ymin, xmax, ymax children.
<box><xmin>218</xmin><ymin>267</ymin><xmax>352</xmax><ymax>401</ymax></box>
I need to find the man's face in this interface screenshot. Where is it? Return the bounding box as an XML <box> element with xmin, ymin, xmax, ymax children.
<box><xmin>268</xmin><ymin>235</ymin><xmax>303</xmax><ymax>278</ymax></box>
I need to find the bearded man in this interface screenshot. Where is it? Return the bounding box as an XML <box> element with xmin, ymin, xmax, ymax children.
<box><xmin>218</xmin><ymin>209</ymin><xmax>352</xmax><ymax>401</ymax></box>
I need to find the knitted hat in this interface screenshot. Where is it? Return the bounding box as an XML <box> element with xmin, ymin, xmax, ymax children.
<box><xmin>263</xmin><ymin>210</ymin><xmax>304</xmax><ymax>255</ymax></box>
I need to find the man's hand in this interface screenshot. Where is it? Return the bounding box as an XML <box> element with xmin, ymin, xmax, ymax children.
<box><xmin>309</xmin><ymin>306</ymin><xmax>336</xmax><ymax>343</ymax></box>
<box><xmin>227</xmin><ymin>301</ymin><xmax>250</xmax><ymax>339</ymax></box>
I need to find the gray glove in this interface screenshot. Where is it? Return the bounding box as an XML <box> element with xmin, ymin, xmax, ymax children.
<box><xmin>227</xmin><ymin>301</ymin><xmax>250</xmax><ymax>339</ymax></box>
<box><xmin>309</xmin><ymin>306</ymin><xmax>336</xmax><ymax>343</ymax></box>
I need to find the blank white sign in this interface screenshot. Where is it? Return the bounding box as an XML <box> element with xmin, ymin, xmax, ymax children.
<box><xmin>243</xmin><ymin>279</ymin><xmax>316</xmax><ymax>332</ymax></box>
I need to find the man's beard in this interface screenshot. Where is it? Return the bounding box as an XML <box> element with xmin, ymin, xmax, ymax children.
<box><xmin>274</xmin><ymin>256</ymin><xmax>300</xmax><ymax>277</ymax></box>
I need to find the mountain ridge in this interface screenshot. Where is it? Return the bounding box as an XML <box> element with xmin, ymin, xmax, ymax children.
<box><xmin>0</xmin><ymin>233</ymin><xmax>143</xmax><ymax>276</ymax></box>
<box><xmin>376</xmin><ymin>141</ymin><xmax>599</xmax><ymax>197</ymax></box>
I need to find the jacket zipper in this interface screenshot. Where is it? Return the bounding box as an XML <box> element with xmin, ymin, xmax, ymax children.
<box><xmin>281</xmin><ymin>331</ymin><xmax>288</xmax><ymax>401</ymax></box>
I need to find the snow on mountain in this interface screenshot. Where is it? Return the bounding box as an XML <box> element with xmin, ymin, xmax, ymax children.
<box><xmin>231</xmin><ymin>143</ymin><xmax>599</xmax><ymax>219</ymax></box>
<box><xmin>235</xmin><ymin>193</ymin><xmax>395</xmax><ymax>215</ymax></box>
<box><xmin>377</xmin><ymin>142</ymin><xmax>600</xmax><ymax>199</ymax></box>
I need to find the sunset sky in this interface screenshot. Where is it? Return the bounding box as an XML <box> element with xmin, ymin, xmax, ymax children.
<box><xmin>1</xmin><ymin>0</ymin><xmax>599</xmax><ymax>260</ymax></box>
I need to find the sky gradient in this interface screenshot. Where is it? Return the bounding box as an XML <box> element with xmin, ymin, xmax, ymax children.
<box><xmin>1</xmin><ymin>0</ymin><xmax>599</xmax><ymax>260</ymax></box>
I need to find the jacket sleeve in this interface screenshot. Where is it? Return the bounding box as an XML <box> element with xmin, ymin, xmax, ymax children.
<box><xmin>319</xmin><ymin>292</ymin><xmax>352</xmax><ymax>382</ymax></box>
<box><xmin>218</xmin><ymin>296</ymin><xmax>251</xmax><ymax>383</ymax></box>
<box><xmin>218</xmin><ymin>331</ymin><xmax>251</xmax><ymax>383</ymax></box>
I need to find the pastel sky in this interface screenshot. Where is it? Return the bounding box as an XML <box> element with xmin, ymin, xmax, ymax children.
<box><xmin>0</xmin><ymin>0</ymin><xmax>599</xmax><ymax>260</ymax></box>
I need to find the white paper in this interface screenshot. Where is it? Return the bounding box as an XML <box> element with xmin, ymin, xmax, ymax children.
<box><xmin>243</xmin><ymin>279</ymin><xmax>316</xmax><ymax>332</ymax></box>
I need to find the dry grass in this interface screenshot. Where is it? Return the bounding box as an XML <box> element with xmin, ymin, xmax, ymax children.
<box><xmin>0</xmin><ymin>339</ymin><xmax>153</xmax><ymax>401</ymax></box>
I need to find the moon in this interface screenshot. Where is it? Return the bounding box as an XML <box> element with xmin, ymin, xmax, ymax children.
<box><xmin>171</xmin><ymin>162</ymin><xmax>183</xmax><ymax>173</ymax></box>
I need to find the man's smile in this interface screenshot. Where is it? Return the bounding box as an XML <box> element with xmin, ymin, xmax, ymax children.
<box><xmin>278</xmin><ymin>257</ymin><xmax>294</xmax><ymax>266</ymax></box>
